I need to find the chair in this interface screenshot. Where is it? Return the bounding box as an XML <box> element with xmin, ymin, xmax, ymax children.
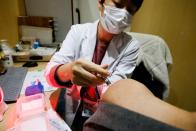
<box><xmin>127</xmin><ymin>32</ymin><xmax>173</xmax><ymax>99</ymax></box>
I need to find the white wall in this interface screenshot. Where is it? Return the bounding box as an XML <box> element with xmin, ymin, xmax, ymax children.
<box><xmin>78</xmin><ymin>0</ymin><xmax>99</xmax><ymax>23</ymax></box>
<box><xmin>25</xmin><ymin>0</ymin><xmax>72</xmax><ymax>42</ymax></box>
<box><xmin>25</xmin><ymin>0</ymin><xmax>100</xmax><ymax>41</ymax></box>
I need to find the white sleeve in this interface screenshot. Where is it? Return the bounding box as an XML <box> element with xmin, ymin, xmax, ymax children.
<box><xmin>97</xmin><ymin>40</ymin><xmax>140</xmax><ymax>98</ymax></box>
<box><xmin>108</xmin><ymin>40</ymin><xmax>140</xmax><ymax>83</ymax></box>
<box><xmin>45</xmin><ymin>25</ymin><xmax>79</xmax><ymax>85</ymax></box>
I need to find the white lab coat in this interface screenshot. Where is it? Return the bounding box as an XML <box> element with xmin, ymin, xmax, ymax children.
<box><xmin>45</xmin><ymin>20</ymin><xmax>139</xmax><ymax>126</ymax></box>
<box><xmin>45</xmin><ymin>20</ymin><xmax>139</xmax><ymax>90</ymax></box>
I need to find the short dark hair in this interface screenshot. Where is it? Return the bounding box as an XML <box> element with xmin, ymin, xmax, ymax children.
<box><xmin>132</xmin><ymin>0</ymin><xmax>144</xmax><ymax>11</ymax></box>
<box><xmin>99</xmin><ymin>0</ymin><xmax>144</xmax><ymax>12</ymax></box>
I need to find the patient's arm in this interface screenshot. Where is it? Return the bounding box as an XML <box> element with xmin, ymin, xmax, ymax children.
<box><xmin>101</xmin><ymin>79</ymin><xmax>196</xmax><ymax>131</ymax></box>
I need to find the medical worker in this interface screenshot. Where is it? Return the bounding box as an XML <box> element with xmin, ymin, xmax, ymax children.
<box><xmin>45</xmin><ymin>0</ymin><xmax>144</xmax><ymax>130</ymax></box>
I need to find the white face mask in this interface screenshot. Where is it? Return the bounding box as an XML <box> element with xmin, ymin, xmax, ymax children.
<box><xmin>100</xmin><ymin>5</ymin><xmax>132</xmax><ymax>34</ymax></box>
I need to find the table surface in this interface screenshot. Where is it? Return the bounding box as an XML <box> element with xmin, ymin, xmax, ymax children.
<box><xmin>0</xmin><ymin>62</ymin><xmax>56</xmax><ymax>131</ymax></box>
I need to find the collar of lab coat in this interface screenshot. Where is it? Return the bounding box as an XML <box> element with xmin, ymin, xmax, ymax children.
<box><xmin>82</xmin><ymin>20</ymin><xmax>120</xmax><ymax>66</ymax></box>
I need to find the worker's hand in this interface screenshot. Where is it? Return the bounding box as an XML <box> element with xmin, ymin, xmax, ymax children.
<box><xmin>70</xmin><ymin>59</ymin><xmax>110</xmax><ymax>87</ymax></box>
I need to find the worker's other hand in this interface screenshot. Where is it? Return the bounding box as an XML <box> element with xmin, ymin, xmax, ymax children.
<box><xmin>71</xmin><ymin>59</ymin><xmax>110</xmax><ymax>87</ymax></box>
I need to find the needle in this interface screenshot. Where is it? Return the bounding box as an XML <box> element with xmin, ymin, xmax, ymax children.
<box><xmin>105</xmin><ymin>77</ymin><xmax>111</xmax><ymax>85</ymax></box>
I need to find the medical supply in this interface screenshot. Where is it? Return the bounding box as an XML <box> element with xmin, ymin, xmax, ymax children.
<box><xmin>0</xmin><ymin>87</ymin><xmax>8</xmax><ymax>121</ymax></box>
<box><xmin>32</xmin><ymin>40</ymin><xmax>40</xmax><ymax>49</ymax></box>
<box><xmin>14</xmin><ymin>113</ymin><xmax>50</xmax><ymax>131</ymax></box>
<box><xmin>8</xmin><ymin>109</ymin><xmax>71</xmax><ymax>131</ymax></box>
<box><xmin>7</xmin><ymin>112</ymin><xmax>51</xmax><ymax>131</ymax></box>
<box><xmin>8</xmin><ymin>93</ymin><xmax>71</xmax><ymax>131</ymax></box>
<box><xmin>16</xmin><ymin>93</ymin><xmax>46</xmax><ymax>119</ymax></box>
<box><xmin>25</xmin><ymin>80</ymin><xmax>44</xmax><ymax>96</ymax></box>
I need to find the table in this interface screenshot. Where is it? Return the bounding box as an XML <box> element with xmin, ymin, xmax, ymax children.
<box><xmin>0</xmin><ymin>62</ymin><xmax>58</xmax><ymax>131</ymax></box>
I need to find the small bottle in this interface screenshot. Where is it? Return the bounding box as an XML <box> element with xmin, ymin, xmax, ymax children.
<box><xmin>32</xmin><ymin>39</ymin><xmax>40</xmax><ymax>49</ymax></box>
<box><xmin>0</xmin><ymin>40</ymin><xmax>14</xmax><ymax>67</ymax></box>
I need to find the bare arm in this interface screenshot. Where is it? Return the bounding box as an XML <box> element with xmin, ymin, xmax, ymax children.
<box><xmin>101</xmin><ymin>79</ymin><xmax>196</xmax><ymax>131</ymax></box>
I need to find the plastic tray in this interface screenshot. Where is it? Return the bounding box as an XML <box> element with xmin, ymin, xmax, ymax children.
<box><xmin>16</xmin><ymin>93</ymin><xmax>46</xmax><ymax>119</ymax></box>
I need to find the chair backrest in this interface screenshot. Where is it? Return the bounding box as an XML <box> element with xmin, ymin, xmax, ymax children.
<box><xmin>126</xmin><ymin>32</ymin><xmax>166</xmax><ymax>48</ymax></box>
<box><xmin>126</xmin><ymin>32</ymin><xmax>173</xmax><ymax>99</ymax></box>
